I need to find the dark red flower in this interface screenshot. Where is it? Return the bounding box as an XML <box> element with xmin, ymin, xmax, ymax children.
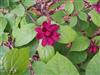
<box><xmin>32</xmin><ymin>54</ymin><xmax>39</xmax><ymax>61</ymax></box>
<box><xmin>35</xmin><ymin>20</ymin><xmax>60</xmax><ymax>46</ymax></box>
<box><xmin>93</xmin><ymin>2</ymin><xmax>100</xmax><ymax>13</ymax></box>
<box><xmin>3</xmin><ymin>36</ymin><xmax>14</xmax><ymax>49</ymax></box>
<box><xmin>88</xmin><ymin>40</ymin><xmax>99</xmax><ymax>53</ymax></box>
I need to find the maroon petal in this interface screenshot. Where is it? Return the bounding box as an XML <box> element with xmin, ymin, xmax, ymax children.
<box><xmin>35</xmin><ymin>20</ymin><xmax>60</xmax><ymax>47</ymax></box>
<box><xmin>89</xmin><ymin>46</ymin><xmax>93</xmax><ymax>53</ymax></box>
<box><xmin>52</xmin><ymin>32</ymin><xmax>60</xmax><ymax>41</ymax></box>
<box><xmin>96</xmin><ymin>6</ymin><xmax>100</xmax><ymax>13</ymax></box>
<box><xmin>50</xmin><ymin>24</ymin><xmax>59</xmax><ymax>31</ymax></box>
<box><xmin>36</xmin><ymin>33</ymin><xmax>43</xmax><ymax>40</ymax></box>
<box><xmin>47</xmin><ymin>38</ymin><xmax>54</xmax><ymax>45</ymax></box>
<box><xmin>45</xmin><ymin>31</ymin><xmax>51</xmax><ymax>37</ymax></box>
<box><xmin>35</xmin><ymin>27</ymin><xmax>42</xmax><ymax>33</ymax></box>
<box><xmin>92</xmin><ymin>4</ymin><xmax>97</xmax><ymax>8</ymax></box>
<box><xmin>32</xmin><ymin>55</ymin><xmax>39</xmax><ymax>61</ymax></box>
<box><xmin>93</xmin><ymin>3</ymin><xmax>100</xmax><ymax>13</ymax></box>
<box><xmin>42</xmin><ymin>21</ymin><xmax>51</xmax><ymax>31</ymax></box>
<box><xmin>92</xmin><ymin>47</ymin><xmax>97</xmax><ymax>53</ymax></box>
<box><xmin>42</xmin><ymin>38</ymin><xmax>48</xmax><ymax>46</ymax></box>
<box><xmin>42</xmin><ymin>21</ymin><xmax>49</xmax><ymax>27</ymax></box>
<box><xmin>89</xmin><ymin>45</ymin><xmax>98</xmax><ymax>53</ymax></box>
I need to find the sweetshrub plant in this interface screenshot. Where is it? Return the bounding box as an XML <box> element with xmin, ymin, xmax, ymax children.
<box><xmin>0</xmin><ymin>0</ymin><xmax>100</xmax><ymax>75</ymax></box>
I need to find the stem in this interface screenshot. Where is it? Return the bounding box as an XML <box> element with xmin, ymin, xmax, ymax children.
<box><xmin>26</xmin><ymin>12</ymin><xmax>38</xmax><ymax>25</ymax></box>
<box><xmin>19</xmin><ymin>1</ymin><xmax>38</xmax><ymax>25</ymax></box>
<box><xmin>0</xmin><ymin>8</ymin><xmax>8</xmax><ymax>13</ymax></box>
<box><xmin>29</xmin><ymin>60</ymin><xmax>35</xmax><ymax>75</ymax></box>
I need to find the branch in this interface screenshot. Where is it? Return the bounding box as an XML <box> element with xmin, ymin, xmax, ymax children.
<box><xmin>19</xmin><ymin>1</ymin><xmax>38</xmax><ymax>25</ymax></box>
<box><xmin>0</xmin><ymin>8</ymin><xmax>8</xmax><ymax>13</ymax></box>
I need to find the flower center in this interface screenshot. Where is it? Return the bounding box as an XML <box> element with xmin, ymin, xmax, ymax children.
<box><xmin>45</xmin><ymin>31</ymin><xmax>51</xmax><ymax>37</ymax></box>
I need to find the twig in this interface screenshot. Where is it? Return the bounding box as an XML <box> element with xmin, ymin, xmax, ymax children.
<box><xmin>0</xmin><ymin>8</ymin><xmax>8</xmax><ymax>13</ymax></box>
<box><xmin>19</xmin><ymin>1</ymin><xmax>38</xmax><ymax>25</ymax></box>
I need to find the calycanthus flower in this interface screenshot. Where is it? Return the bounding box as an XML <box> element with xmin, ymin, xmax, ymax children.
<box><xmin>88</xmin><ymin>40</ymin><xmax>99</xmax><ymax>53</ymax></box>
<box><xmin>93</xmin><ymin>1</ymin><xmax>100</xmax><ymax>13</ymax></box>
<box><xmin>35</xmin><ymin>20</ymin><xmax>60</xmax><ymax>46</ymax></box>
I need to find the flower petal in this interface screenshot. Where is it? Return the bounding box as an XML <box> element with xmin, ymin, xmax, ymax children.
<box><xmin>96</xmin><ymin>6</ymin><xmax>100</xmax><ymax>13</ymax></box>
<box><xmin>42</xmin><ymin>21</ymin><xmax>51</xmax><ymax>31</ymax></box>
<box><xmin>35</xmin><ymin>27</ymin><xmax>42</xmax><ymax>33</ymax></box>
<box><xmin>50</xmin><ymin>24</ymin><xmax>59</xmax><ymax>31</ymax></box>
<box><xmin>36</xmin><ymin>33</ymin><xmax>43</xmax><ymax>40</ymax></box>
<box><xmin>35</xmin><ymin>20</ymin><xmax>60</xmax><ymax>47</ymax></box>
<box><xmin>42</xmin><ymin>21</ymin><xmax>49</xmax><ymax>27</ymax></box>
<box><xmin>42</xmin><ymin>38</ymin><xmax>48</xmax><ymax>46</ymax></box>
<box><xmin>93</xmin><ymin>3</ymin><xmax>100</xmax><ymax>13</ymax></box>
<box><xmin>52</xmin><ymin>32</ymin><xmax>60</xmax><ymax>41</ymax></box>
<box><xmin>92</xmin><ymin>47</ymin><xmax>97</xmax><ymax>53</ymax></box>
<box><xmin>47</xmin><ymin>38</ymin><xmax>54</xmax><ymax>45</ymax></box>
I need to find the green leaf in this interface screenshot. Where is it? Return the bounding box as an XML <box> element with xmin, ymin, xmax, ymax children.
<box><xmin>10</xmin><ymin>0</ymin><xmax>19</xmax><ymax>2</ymax></box>
<box><xmin>45</xmin><ymin>52</ymin><xmax>80</xmax><ymax>75</ymax></box>
<box><xmin>85</xmin><ymin>23</ymin><xmax>97</xmax><ymax>37</ymax></box>
<box><xmin>0</xmin><ymin>46</ymin><xmax>9</xmax><ymax>73</ymax></box>
<box><xmin>65</xmin><ymin>1</ymin><xmax>74</xmax><ymax>14</ymax></box>
<box><xmin>89</xmin><ymin>10</ymin><xmax>100</xmax><ymax>27</ymax></box>
<box><xmin>86</xmin><ymin>51</ymin><xmax>100</xmax><ymax>75</ymax></box>
<box><xmin>74</xmin><ymin>0</ymin><xmax>84</xmax><ymax>11</ymax></box>
<box><xmin>49</xmin><ymin>1</ymin><xmax>64</xmax><ymax>10</ymax></box>
<box><xmin>54</xmin><ymin>42</ymin><xmax>68</xmax><ymax>55</ymax></box>
<box><xmin>0</xmin><ymin>17</ymin><xmax>7</xmax><ymax>33</ymax></box>
<box><xmin>29</xmin><ymin>11</ymin><xmax>39</xmax><ymax>19</ymax></box>
<box><xmin>37</xmin><ymin>43</ymin><xmax>55</xmax><ymax>63</ymax></box>
<box><xmin>52</xmin><ymin>11</ymin><xmax>65</xmax><ymax>24</ymax></box>
<box><xmin>5</xmin><ymin>13</ymin><xmax>16</xmax><ymax>29</ymax></box>
<box><xmin>0</xmin><ymin>13</ymin><xmax>3</xmax><ymax>17</ymax></box>
<box><xmin>22</xmin><ymin>69</ymin><xmax>30</xmax><ymax>75</ymax></box>
<box><xmin>70</xmin><ymin>36</ymin><xmax>90</xmax><ymax>51</ymax></box>
<box><xmin>11</xmin><ymin>4</ymin><xmax>25</xmax><ymax>17</ymax></box>
<box><xmin>93</xmin><ymin>36</ymin><xmax>100</xmax><ymax>46</ymax></box>
<box><xmin>49</xmin><ymin>3</ymin><xmax>61</xmax><ymax>9</ymax></box>
<box><xmin>58</xmin><ymin>25</ymin><xmax>77</xmax><ymax>43</ymax></box>
<box><xmin>20</xmin><ymin>16</ymin><xmax>29</xmax><ymax>26</ymax></box>
<box><xmin>29</xmin><ymin>40</ymin><xmax>39</xmax><ymax>57</ymax></box>
<box><xmin>0</xmin><ymin>0</ymin><xmax>9</xmax><ymax>8</ymax></box>
<box><xmin>0</xmin><ymin>33</ymin><xmax>8</xmax><ymax>44</ymax></box>
<box><xmin>15</xmin><ymin>17</ymin><xmax>21</xmax><ymax>27</ymax></box>
<box><xmin>3</xmin><ymin>47</ymin><xmax>29</xmax><ymax>75</ymax></box>
<box><xmin>78</xmin><ymin>12</ymin><xmax>87</xmax><ymax>22</ymax></box>
<box><xmin>0</xmin><ymin>72</ymin><xmax>7</xmax><ymax>75</ymax></box>
<box><xmin>78</xmin><ymin>20</ymin><xmax>89</xmax><ymax>30</ymax></box>
<box><xmin>32</xmin><ymin>61</ymin><xmax>46</xmax><ymax>75</ymax></box>
<box><xmin>12</xmin><ymin>24</ymin><xmax>36</xmax><ymax>47</ymax></box>
<box><xmin>69</xmin><ymin>16</ymin><xmax>77</xmax><ymax>27</ymax></box>
<box><xmin>0</xmin><ymin>46</ymin><xmax>9</xmax><ymax>59</ymax></box>
<box><xmin>88</xmin><ymin>0</ymin><xmax>98</xmax><ymax>4</ymax></box>
<box><xmin>22</xmin><ymin>0</ymin><xmax>36</xmax><ymax>8</ymax></box>
<box><xmin>36</xmin><ymin>16</ymin><xmax>47</xmax><ymax>25</ymax></box>
<box><xmin>67</xmin><ymin>51</ymin><xmax>87</xmax><ymax>64</ymax></box>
